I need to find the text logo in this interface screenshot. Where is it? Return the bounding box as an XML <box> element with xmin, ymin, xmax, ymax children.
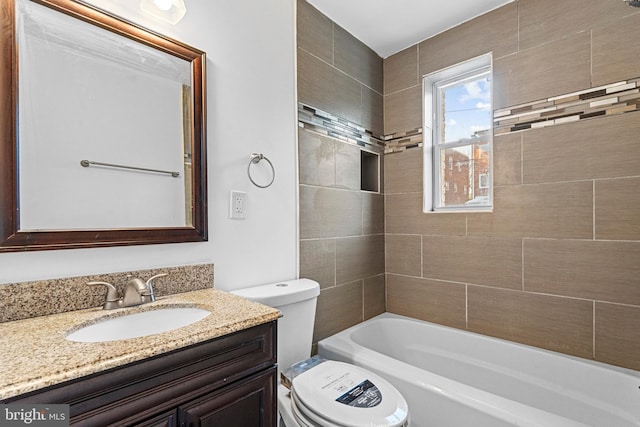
<box><xmin>1</xmin><ymin>405</ymin><xmax>69</xmax><ymax>426</ymax></box>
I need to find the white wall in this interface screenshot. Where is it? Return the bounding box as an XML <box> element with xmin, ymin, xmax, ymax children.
<box><xmin>0</xmin><ymin>0</ymin><xmax>299</xmax><ymax>290</ymax></box>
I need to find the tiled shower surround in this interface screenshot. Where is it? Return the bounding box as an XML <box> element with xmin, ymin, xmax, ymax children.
<box><xmin>299</xmin><ymin>0</ymin><xmax>640</xmax><ymax>371</ymax></box>
<box><xmin>297</xmin><ymin>0</ymin><xmax>385</xmax><ymax>349</ymax></box>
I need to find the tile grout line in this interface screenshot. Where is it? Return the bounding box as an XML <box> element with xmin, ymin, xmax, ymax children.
<box><xmin>593</xmin><ymin>300</ymin><xmax>596</xmax><ymax>360</ymax></box>
<box><xmin>465</xmin><ymin>284</ymin><xmax>469</xmax><ymax>329</ymax></box>
<box><xmin>521</xmin><ymin>239</ymin><xmax>525</xmax><ymax>291</ymax></box>
<box><xmin>593</xmin><ymin>180</ymin><xmax>596</xmax><ymax>241</ymax></box>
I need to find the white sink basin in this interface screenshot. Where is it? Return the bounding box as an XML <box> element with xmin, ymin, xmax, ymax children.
<box><xmin>66</xmin><ymin>307</ymin><xmax>211</xmax><ymax>342</ymax></box>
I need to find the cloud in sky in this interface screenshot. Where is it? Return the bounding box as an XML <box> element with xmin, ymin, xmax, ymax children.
<box><xmin>459</xmin><ymin>79</ymin><xmax>490</xmax><ymax>104</ymax></box>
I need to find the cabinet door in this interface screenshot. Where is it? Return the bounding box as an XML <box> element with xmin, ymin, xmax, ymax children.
<box><xmin>179</xmin><ymin>367</ymin><xmax>276</xmax><ymax>427</ymax></box>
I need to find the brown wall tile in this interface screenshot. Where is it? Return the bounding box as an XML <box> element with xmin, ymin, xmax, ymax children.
<box><xmin>595</xmin><ymin>303</ymin><xmax>640</xmax><ymax>371</ymax></box>
<box><xmin>298</xmin><ymin>129</ymin><xmax>336</xmax><ymax>187</ymax></box>
<box><xmin>523</xmin><ymin>113</ymin><xmax>640</xmax><ymax>184</ymax></box>
<box><xmin>418</xmin><ymin>2</ymin><xmax>518</xmax><ymax>77</ymax></box>
<box><xmin>386</xmin><ymin>234</ymin><xmax>422</xmax><ymax>277</ymax></box>
<box><xmin>384</xmin><ymin>45</ymin><xmax>418</xmax><ymax>95</ymax></box>
<box><xmin>524</xmin><ymin>240</ymin><xmax>640</xmax><ymax>306</ymax></box>
<box><xmin>384</xmin><ymin>148</ymin><xmax>423</xmax><ymax>194</ymax></box>
<box><xmin>595</xmin><ymin>177</ymin><xmax>640</xmax><ymax>241</ymax></box>
<box><xmin>361</xmin><ymin>86</ymin><xmax>384</xmax><ymax>135</ymax></box>
<box><xmin>364</xmin><ymin>274</ymin><xmax>385</xmax><ymax>320</ymax></box>
<box><xmin>386</xmin><ymin>274</ymin><xmax>466</xmax><ymax>329</ymax></box>
<box><xmin>300</xmin><ymin>186</ymin><xmax>362</xmax><ymax>239</ymax></box>
<box><xmin>384</xmin><ymin>85</ymin><xmax>422</xmax><ymax>135</ymax></box>
<box><xmin>423</xmin><ymin>236</ymin><xmax>522</xmax><ymax>290</ymax></box>
<box><xmin>493</xmin><ymin>33</ymin><xmax>591</xmax><ymax>109</ymax></box>
<box><xmin>363</xmin><ymin>193</ymin><xmax>384</xmax><ymax>235</ymax></box>
<box><xmin>313</xmin><ymin>281</ymin><xmax>363</xmax><ymax>343</ymax></box>
<box><xmin>300</xmin><ymin>239</ymin><xmax>336</xmax><ymax>289</ymax></box>
<box><xmin>467</xmin><ymin>286</ymin><xmax>593</xmax><ymax>358</ymax></box>
<box><xmin>335</xmin><ymin>140</ymin><xmax>361</xmax><ymax>190</ymax></box>
<box><xmin>385</xmin><ymin>192</ymin><xmax>422</xmax><ymax>234</ymax></box>
<box><xmin>298</xmin><ymin>49</ymin><xmax>362</xmax><ymax>124</ymax></box>
<box><xmin>336</xmin><ymin>235</ymin><xmax>385</xmax><ymax>284</ymax></box>
<box><xmin>297</xmin><ymin>1</ymin><xmax>383</xmax><ymax>134</ymax></box>
<box><xmin>334</xmin><ymin>25</ymin><xmax>383</xmax><ymax>93</ymax></box>
<box><xmin>297</xmin><ymin>2</ymin><xmax>388</xmax><ymax>348</ymax></box>
<box><xmin>385</xmin><ymin>192</ymin><xmax>467</xmax><ymax>236</ymax></box>
<box><xmin>518</xmin><ymin>0</ymin><xmax>634</xmax><ymax>51</ymax></box>
<box><xmin>297</xmin><ymin>0</ymin><xmax>333</xmax><ymax>64</ymax></box>
<box><xmin>493</xmin><ymin>132</ymin><xmax>522</xmax><ymax>186</ymax></box>
<box><xmin>467</xmin><ymin>181</ymin><xmax>593</xmax><ymax>239</ymax></box>
<box><xmin>300</xmin><ymin>0</ymin><xmax>640</xmax><ymax>373</ymax></box>
<box><xmin>592</xmin><ymin>13</ymin><xmax>640</xmax><ymax>86</ymax></box>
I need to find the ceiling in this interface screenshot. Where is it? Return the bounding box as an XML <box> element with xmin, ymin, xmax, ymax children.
<box><xmin>305</xmin><ymin>0</ymin><xmax>515</xmax><ymax>58</ymax></box>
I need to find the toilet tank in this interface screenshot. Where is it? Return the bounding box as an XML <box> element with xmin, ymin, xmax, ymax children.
<box><xmin>231</xmin><ymin>279</ymin><xmax>320</xmax><ymax>373</ymax></box>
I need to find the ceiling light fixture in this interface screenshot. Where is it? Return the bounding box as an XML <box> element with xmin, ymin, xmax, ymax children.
<box><xmin>140</xmin><ymin>0</ymin><xmax>186</xmax><ymax>24</ymax></box>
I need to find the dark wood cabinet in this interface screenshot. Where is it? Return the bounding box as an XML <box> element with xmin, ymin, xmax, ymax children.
<box><xmin>3</xmin><ymin>322</ymin><xmax>277</xmax><ymax>427</ymax></box>
<box><xmin>179</xmin><ymin>368</ymin><xmax>275</xmax><ymax>427</ymax></box>
<box><xmin>134</xmin><ymin>411</ymin><xmax>177</xmax><ymax>427</ymax></box>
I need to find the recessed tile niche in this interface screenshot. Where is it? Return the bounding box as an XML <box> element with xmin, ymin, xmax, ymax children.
<box><xmin>361</xmin><ymin>150</ymin><xmax>380</xmax><ymax>192</ymax></box>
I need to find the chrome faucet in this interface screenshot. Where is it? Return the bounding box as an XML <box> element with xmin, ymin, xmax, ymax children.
<box><xmin>88</xmin><ymin>273</ymin><xmax>168</xmax><ymax>310</ymax></box>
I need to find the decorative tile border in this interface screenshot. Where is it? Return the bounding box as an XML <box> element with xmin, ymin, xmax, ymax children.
<box><xmin>494</xmin><ymin>78</ymin><xmax>640</xmax><ymax>135</ymax></box>
<box><xmin>298</xmin><ymin>103</ymin><xmax>385</xmax><ymax>153</ymax></box>
<box><xmin>0</xmin><ymin>263</ymin><xmax>214</xmax><ymax>322</ymax></box>
<box><xmin>302</xmin><ymin>77</ymin><xmax>640</xmax><ymax>156</ymax></box>
<box><xmin>383</xmin><ymin>128</ymin><xmax>424</xmax><ymax>154</ymax></box>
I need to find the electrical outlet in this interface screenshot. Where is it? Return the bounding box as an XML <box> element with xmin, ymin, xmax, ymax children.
<box><xmin>230</xmin><ymin>191</ymin><xmax>247</xmax><ymax>219</ymax></box>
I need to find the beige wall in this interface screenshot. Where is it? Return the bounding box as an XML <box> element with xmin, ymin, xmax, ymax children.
<box><xmin>384</xmin><ymin>0</ymin><xmax>640</xmax><ymax>371</ymax></box>
<box><xmin>297</xmin><ymin>0</ymin><xmax>385</xmax><ymax>348</ymax></box>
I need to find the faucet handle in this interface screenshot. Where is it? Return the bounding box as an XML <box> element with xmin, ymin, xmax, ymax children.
<box><xmin>145</xmin><ymin>273</ymin><xmax>168</xmax><ymax>302</ymax></box>
<box><xmin>88</xmin><ymin>281</ymin><xmax>122</xmax><ymax>310</ymax></box>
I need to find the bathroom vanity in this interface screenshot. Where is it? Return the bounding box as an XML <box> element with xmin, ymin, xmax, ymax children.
<box><xmin>0</xmin><ymin>288</ymin><xmax>280</xmax><ymax>426</ymax></box>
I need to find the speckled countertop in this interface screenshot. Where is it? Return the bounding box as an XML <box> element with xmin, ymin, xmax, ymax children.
<box><xmin>0</xmin><ymin>288</ymin><xmax>280</xmax><ymax>400</ymax></box>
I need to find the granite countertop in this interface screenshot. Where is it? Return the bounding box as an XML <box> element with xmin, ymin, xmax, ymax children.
<box><xmin>0</xmin><ymin>288</ymin><xmax>280</xmax><ymax>400</ymax></box>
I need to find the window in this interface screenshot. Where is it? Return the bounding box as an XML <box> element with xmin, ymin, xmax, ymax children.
<box><xmin>423</xmin><ymin>54</ymin><xmax>492</xmax><ymax>211</ymax></box>
<box><xmin>479</xmin><ymin>173</ymin><xmax>490</xmax><ymax>189</ymax></box>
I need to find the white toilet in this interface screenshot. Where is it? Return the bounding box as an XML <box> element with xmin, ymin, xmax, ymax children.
<box><xmin>232</xmin><ymin>279</ymin><xmax>409</xmax><ymax>427</ymax></box>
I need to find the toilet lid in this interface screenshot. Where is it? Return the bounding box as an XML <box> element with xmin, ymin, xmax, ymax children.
<box><xmin>291</xmin><ymin>360</ymin><xmax>408</xmax><ymax>427</ymax></box>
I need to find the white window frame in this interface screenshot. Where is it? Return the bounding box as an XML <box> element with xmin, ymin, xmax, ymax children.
<box><xmin>423</xmin><ymin>53</ymin><xmax>493</xmax><ymax>212</ymax></box>
<box><xmin>479</xmin><ymin>173</ymin><xmax>490</xmax><ymax>189</ymax></box>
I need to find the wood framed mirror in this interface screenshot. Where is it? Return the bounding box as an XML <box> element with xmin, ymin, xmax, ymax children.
<box><xmin>0</xmin><ymin>0</ymin><xmax>207</xmax><ymax>252</ymax></box>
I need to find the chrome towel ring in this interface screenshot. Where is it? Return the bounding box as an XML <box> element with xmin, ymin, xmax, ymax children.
<box><xmin>248</xmin><ymin>153</ymin><xmax>275</xmax><ymax>188</ymax></box>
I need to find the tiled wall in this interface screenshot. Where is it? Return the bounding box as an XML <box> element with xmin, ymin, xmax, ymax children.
<box><xmin>297</xmin><ymin>0</ymin><xmax>385</xmax><ymax>348</ymax></box>
<box><xmin>384</xmin><ymin>0</ymin><xmax>640</xmax><ymax>371</ymax></box>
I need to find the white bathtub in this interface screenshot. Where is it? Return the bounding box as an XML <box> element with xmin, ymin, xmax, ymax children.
<box><xmin>317</xmin><ymin>313</ymin><xmax>640</xmax><ymax>427</ymax></box>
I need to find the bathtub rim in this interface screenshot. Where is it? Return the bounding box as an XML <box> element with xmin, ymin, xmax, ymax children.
<box><xmin>320</xmin><ymin>312</ymin><xmax>640</xmax><ymax>379</ymax></box>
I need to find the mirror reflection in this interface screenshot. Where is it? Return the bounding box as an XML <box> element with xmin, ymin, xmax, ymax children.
<box><xmin>0</xmin><ymin>0</ymin><xmax>207</xmax><ymax>251</ymax></box>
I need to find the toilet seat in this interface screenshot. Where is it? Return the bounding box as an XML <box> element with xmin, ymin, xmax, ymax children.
<box><xmin>288</xmin><ymin>360</ymin><xmax>408</xmax><ymax>427</ymax></box>
<box><xmin>291</xmin><ymin>390</ymin><xmax>342</xmax><ymax>427</ymax></box>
